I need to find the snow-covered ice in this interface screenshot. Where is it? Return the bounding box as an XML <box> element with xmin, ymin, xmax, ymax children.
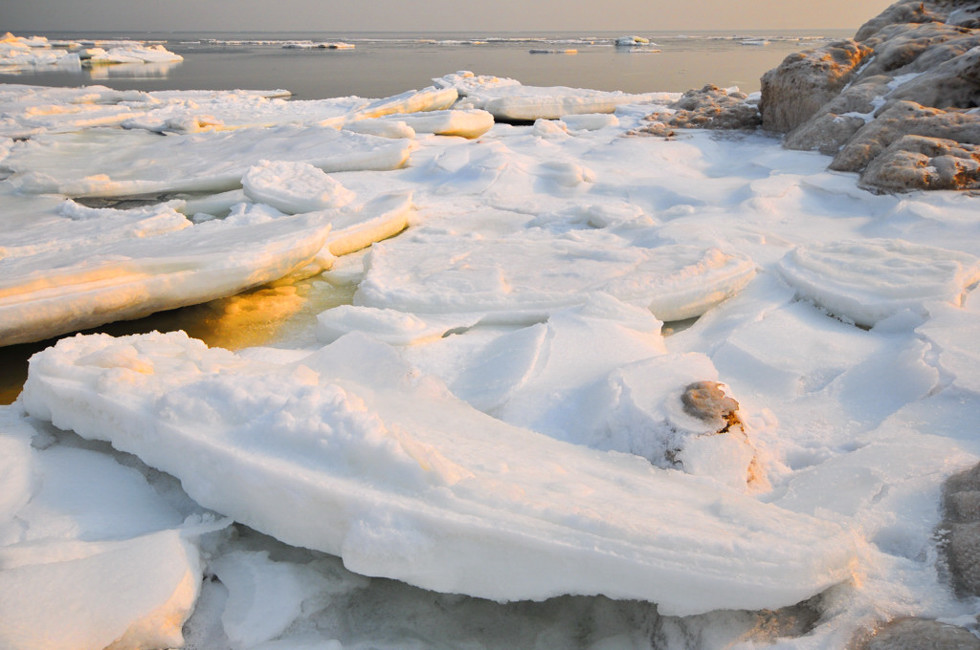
<box><xmin>1</xmin><ymin>62</ymin><xmax>979</xmax><ymax>650</ymax></box>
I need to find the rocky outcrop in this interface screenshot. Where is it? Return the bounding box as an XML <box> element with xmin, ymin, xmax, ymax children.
<box><xmin>629</xmin><ymin>85</ymin><xmax>761</xmax><ymax>138</ymax></box>
<box><xmin>942</xmin><ymin>461</ymin><xmax>980</xmax><ymax>596</ymax></box>
<box><xmin>760</xmin><ymin>0</ymin><xmax>980</xmax><ymax>192</ymax></box>
<box><xmin>758</xmin><ymin>40</ymin><xmax>873</xmax><ymax>133</ymax></box>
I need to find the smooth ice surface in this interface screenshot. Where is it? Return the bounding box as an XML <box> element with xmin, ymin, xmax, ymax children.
<box><xmin>22</xmin><ymin>331</ymin><xmax>857</xmax><ymax>616</ymax></box>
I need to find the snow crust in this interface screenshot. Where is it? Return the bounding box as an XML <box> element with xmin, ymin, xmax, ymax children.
<box><xmin>1</xmin><ymin>60</ymin><xmax>979</xmax><ymax>649</ymax></box>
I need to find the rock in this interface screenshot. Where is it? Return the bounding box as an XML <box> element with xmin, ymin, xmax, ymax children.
<box><xmin>758</xmin><ymin>40</ymin><xmax>873</xmax><ymax>132</ymax></box>
<box><xmin>681</xmin><ymin>381</ymin><xmax>741</xmax><ymax>429</ymax></box>
<box><xmin>854</xmin><ymin>617</ymin><xmax>980</xmax><ymax>649</ymax></box>
<box><xmin>943</xmin><ymin>462</ymin><xmax>980</xmax><ymax>597</ymax></box>
<box><xmin>858</xmin><ymin>134</ymin><xmax>980</xmax><ymax>191</ymax></box>
<box><xmin>830</xmin><ymin>100</ymin><xmax>980</xmax><ymax>172</ymax></box>
<box><xmin>666</xmin><ymin>85</ymin><xmax>762</xmax><ymax>131</ymax></box>
<box><xmin>759</xmin><ymin>0</ymin><xmax>980</xmax><ymax>191</ymax></box>
<box><xmin>854</xmin><ymin>0</ymin><xmax>949</xmax><ymax>41</ymax></box>
<box><xmin>631</xmin><ymin>85</ymin><xmax>761</xmax><ymax>137</ymax></box>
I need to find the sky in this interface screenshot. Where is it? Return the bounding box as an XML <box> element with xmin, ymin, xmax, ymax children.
<box><xmin>5</xmin><ymin>0</ymin><xmax>897</xmax><ymax>33</ymax></box>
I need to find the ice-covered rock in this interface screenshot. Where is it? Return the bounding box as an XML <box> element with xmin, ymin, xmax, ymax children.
<box><xmin>776</xmin><ymin>238</ymin><xmax>980</xmax><ymax>327</ymax></box>
<box><xmin>635</xmin><ymin>85</ymin><xmax>761</xmax><ymax>135</ymax></box>
<box><xmin>20</xmin><ymin>330</ymin><xmax>858</xmax><ymax>615</ymax></box>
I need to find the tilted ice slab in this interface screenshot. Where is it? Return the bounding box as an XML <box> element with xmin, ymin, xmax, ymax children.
<box><xmin>346</xmin><ymin>109</ymin><xmax>495</xmax><ymax>140</ymax></box>
<box><xmin>5</xmin><ymin>125</ymin><xmax>413</xmax><ymax>198</ymax></box>
<box><xmin>22</xmin><ymin>330</ymin><xmax>857</xmax><ymax>616</ymax></box>
<box><xmin>457</xmin><ymin>84</ymin><xmax>674</xmax><ymax>121</ymax></box>
<box><xmin>242</xmin><ymin>160</ymin><xmax>356</xmax><ymax>214</ymax></box>
<box><xmin>776</xmin><ymin>239</ymin><xmax>980</xmax><ymax>327</ymax></box>
<box><xmin>0</xmin><ymin>210</ymin><xmax>331</xmax><ymax>345</ymax></box>
<box><xmin>355</xmin><ymin>236</ymin><xmax>756</xmax><ymax>322</ymax></box>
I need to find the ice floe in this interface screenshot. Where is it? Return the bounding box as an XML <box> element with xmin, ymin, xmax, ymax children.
<box><xmin>21</xmin><ymin>330</ymin><xmax>857</xmax><ymax>616</ymax></box>
<box><xmin>777</xmin><ymin>239</ymin><xmax>980</xmax><ymax>327</ymax></box>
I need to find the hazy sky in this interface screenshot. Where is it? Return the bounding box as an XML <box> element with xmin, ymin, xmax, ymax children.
<box><xmin>5</xmin><ymin>0</ymin><xmax>896</xmax><ymax>33</ymax></box>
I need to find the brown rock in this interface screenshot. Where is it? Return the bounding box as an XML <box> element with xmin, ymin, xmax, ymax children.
<box><xmin>784</xmin><ymin>76</ymin><xmax>893</xmax><ymax>154</ymax></box>
<box><xmin>854</xmin><ymin>617</ymin><xmax>980</xmax><ymax>649</ymax></box>
<box><xmin>759</xmin><ymin>40</ymin><xmax>874</xmax><ymax>133</ymax></box>
<box><xmin>665</xmin><ymin>85</ymin><xmax>762</xmax><ymax>131</ymax></box>
<box><xmin>888</xmin><ymin>44</ymin><xmax>980</xmax><ymax>108</ymax></box>
<box><xmin>859</xmin><ymin>134</ymin><xmax>980</xmax><ymax>191</ymax></box>
<box><xmin>830</xmin><ymin>100</ymin><xmax>980</xmax><ymax>172</ymax></box>
<box><xmin>855</xmin><ymin>0</ymin><xmax>948</xmax><ymax>41</ymax></box>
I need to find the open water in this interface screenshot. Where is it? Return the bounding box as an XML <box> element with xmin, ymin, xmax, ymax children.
<box><xmin>0</xmin><ymin>30</ymin><xmax>851</xmax><ymax>98</ymax></box>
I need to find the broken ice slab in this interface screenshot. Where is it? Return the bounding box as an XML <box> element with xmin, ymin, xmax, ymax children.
<box><xmin>22</xmin><ymin>330</ymin><xmax>858</xmax><ymax>617</ymax></box>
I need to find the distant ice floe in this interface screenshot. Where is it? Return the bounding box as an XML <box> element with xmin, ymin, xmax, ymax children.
<box><xmin>21</xmin><ymin>330</ymin><xmax>858</xmax><ymax>616</ymax></box>
<box><xmin>0</xmin><ymin>32</ymin><xmax>182</xmax><ymax>73</ymax></box>
<box><xmin>777</xmin><ymin>239</ymin><xmax>980</xmax><ymax>327</ymax></box>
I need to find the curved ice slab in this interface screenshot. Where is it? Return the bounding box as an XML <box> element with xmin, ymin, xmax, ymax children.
<box><xmin>0</xmin><ymin>212</ymin><xmax>331</xmax><ymax>345</ymax></box>
<box><xmin>6</xmin><ymin>125</ymin><xmax>413</xmax><ymax>198</ymax></box>
<box><xmin>777</xmin><ymin>239</ymin><xmax>980</xmax><ymax>327</ymax></box>
<box><xmin>22</xmin><ymin>331</ymin><xmax>857</xmax><ymax>616</ymax></box>
<box><xmin>351</xmin><ymin>109</ymin><xmax>495</xmax><ymax>139</ymax></box>
<box><xmin>324</xmin><ymin>190</ymin><xmax>413</xmax><ymax>257</ymax></box>
<box><xmin>0</xmin><ymin>529</ymin><xmax>201</xmax><ymax>650</ymax></box>
<box><xmin>355</xmin><ymin>237</ymin><xmax>756</xmax><ymax>322</ymax></box>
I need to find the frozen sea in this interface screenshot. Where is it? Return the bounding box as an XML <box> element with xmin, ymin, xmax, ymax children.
<box><xmin>2</xmin><ymin>28</ymin><xmax>980</xmax><ymax>650</ymax></box>
<box><xmin>0</xmin><ymin>29</ymin><xmax>849</xmax><ymax>98</ymax></box>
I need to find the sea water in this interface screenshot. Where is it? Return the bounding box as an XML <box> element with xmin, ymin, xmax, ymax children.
<box><xmin>0</xmin><ymin>30</ymin><xmax>850</xmax><ymax>98</ymax></box>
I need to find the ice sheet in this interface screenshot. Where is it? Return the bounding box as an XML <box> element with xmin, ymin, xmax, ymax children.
<box><xmin>22</xmin><ymin>330</ymin><xmax>857</xmax><ymax>616</ymax></box>
<box><xmin>0</xmin><ymin>211</ymin><xmax>332</xmax><ymax>345</ymax></box>
<box><xmin>5</xmin><ymin>126</ymin><xmax>413</xmax><ymax>197</ymax></box>
<box><xmin>355</xmin><ymin>236</ymin><xmax>755</xmax><ymax>322</ymax></box>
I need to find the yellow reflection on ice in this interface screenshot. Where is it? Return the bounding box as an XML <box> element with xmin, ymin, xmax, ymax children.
<box><xmin>0</xmin><ymin>275</ymin><xmax>356</xmax><ymax>405</ymax></box>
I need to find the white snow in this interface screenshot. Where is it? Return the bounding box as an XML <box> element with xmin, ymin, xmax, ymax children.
<box><xmin>1</xmin><ymin>56</ymin><xmax>979</xmax><ymax>650</ymax></box>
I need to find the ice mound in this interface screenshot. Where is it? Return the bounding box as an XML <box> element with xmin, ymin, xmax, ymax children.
<box><xmin>86</xmin><ymin>44</ymin><xmax>183</xmax><ymax>65</ymax></box>
<box><xmin>777</xmin><ymin>238</ymin><xmax>980</xmax><ymax>327</ymax></box>
<box><xmin>21</xmin><ymin>330</ymin><xmax>858</xmax><ymax>616</ymax></box>
<box><xmin>355</xmin><ymin>237</ymin><xmax>756</xmax><ymax>322</ymax></box>
<box><xmin>242</xmin><ymin>160</ymin><xmax>356</xmax><ymax>214</ymax></box>
<box><xmin>0</xmin><ymin>210</ymin><xmax>332</xmax><ymax>345</ymax></box>
<box><xmin>6</xmin><ymin>125</ymin><xmax>414</xmax><ymax>198</ymax></box>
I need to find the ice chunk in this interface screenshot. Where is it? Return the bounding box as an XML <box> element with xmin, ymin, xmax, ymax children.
<box><xmin>380</xmin><ymin>109</ymin><xmax>495</xmax><ymax>138</ymax></box>
<box><xmin>87</xmin><ymin>44</ymin><xmax>183</xmax><ymax>64</ymax></box>
<box><xmin>22</xmin><ymin>330</ymin><xmax>858</xmax><ymax>616</ymax></box>
<box><xmin>242</xmin><ymin>160</ymin><xmax>356</xmax><ymax>214</ymax></box>
<box><xmin>776</xmin><ymin>239</ymin><xmax>980</xmax><ymax>327</ymax></box>
<box><xmin>460</xmin><ymin>84</ymin><xmax>674</xmax><ymax>121</ymax></box>
<box><xmin>355</xmin><ymin>236</ymin><xmax>756</xmax><ymax>322</ymax></box>
<box><xmin>0</xmin><ymin>530</ymin><xmax>201</xmax><ymax>650</ymax></box>
<box><xmin>350</xmin><ymin>86</ymin><xmax>459</xmax><ymax>120</ymax></box>
<box><xmin>5</xmin><ymin>125</ymin><xmax>413</xmax><ymax>198</ymax></box>
<box><xmin>323</xmin><ymin>190</ymin><xmax>413</xmax><ymax>257</ymax></box>
<box><xmin>0</xmin><ymin>211</ymin><xmax>331</xmax><ymax>345</ymax></box>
